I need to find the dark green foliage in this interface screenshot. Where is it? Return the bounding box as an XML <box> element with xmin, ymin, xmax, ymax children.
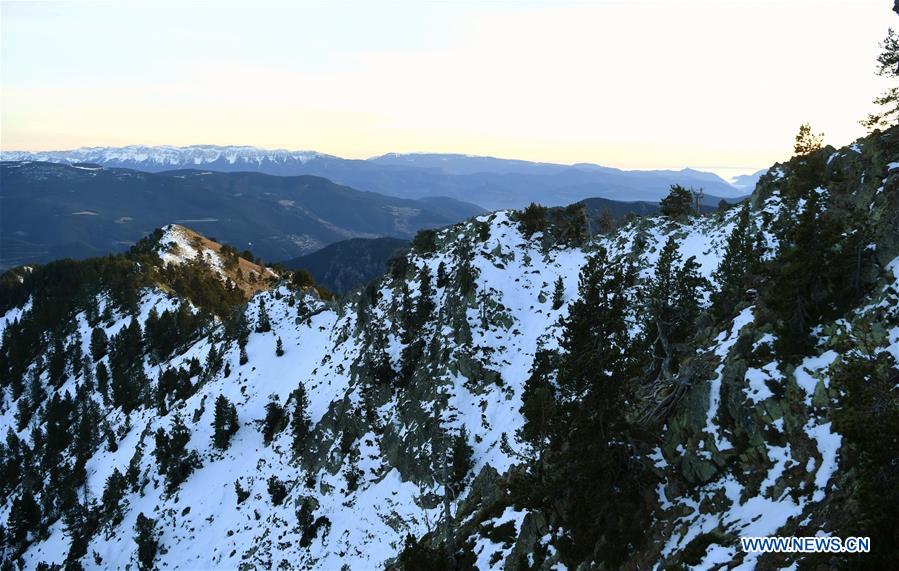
<box><xmin>862</xmin><ymin>27</ymin><xmax>899</xmax><ymax>129</ymax></box>
<box><xmin>454</xmin><ymin>241</ymin><xmax>477</xmax><ymax>298</ymax></box>
<box><xmin>397</xmin><ymin>533</ymin><xmax>450</xmax><ymax>571</ymax></box>
<box><xmin>548</xmin><ymin>203</ymin><xmax>590</xmax><ymax>246</ymax></box>
<box><xmin>291</xmin><ymin>385</ymin><xmax>311</xmax><ymax>456</ymax></box>
<box><xmin>219</xmin><ymin>244</ymin><xmax>240</xmax><ymax>270</ymax></box>
<box><xmin>436</xmin><ymin>261</ymin><xmax>448</xmax><ymax>289</ymax></box>
<box><xmin>262</xmin><ymin>395</ymin><xmax>286</xmax><ymax>445</ymax></box>
<box><xmin>101</xmin><ymin>468</ymin><xmax>127</xmax><ymax>526</ymax></box>
<box><xmin>95</xmin><ymin>362</ymin><xmax>109</xmax><ymax>399</ymax></box>
<box><xmin>255</xmin><ymin>297</ymin><xmax>272</xmax><ymax>333</ymax></box>
<box><xmin>234</xmin><ymin>480</ymin><xmax>250</xmax><ymax>504</ymax></box>
<box><xmin>267</xmin><ymin>476</ymin><xmax>288</xmax><ymax>505</ymax></box>
<box><xmin>9</xmin><ymin>489</ymin><xmax>40</xmax><ymax>545</ymax></box>
<box><xmin>134</xmin><ymin>513</ymin><xmax>157</xmax><ymax>571</ymax></box>
<box><xmin>153</xmin><ymin>416</ymin><xmax>202</xmax><ymax>494</ymax></box>
<box><xmin>291</xmin><ymin>269</ymin><xmax>315</xmax><ymax>289</ymax></box>
<box><xmin>551</xmin><ymin>276</ymin><xmax>565</xmax><ymax>310</ymax></box>
<box><xmin>450</xmin><ymin>426</ymin><xmax>473</xmax><ymax>491</ymax></box>
<box><xmin>344</xmin><ymin>446</ymin><xmax>363</xmax><ymax>492</ymax></box>
<box><xmin>415</xmin><ymin>266</ymin><xmax>436</xmax><ymax>326</ymax></box>
<box><xmin>516</xmin><ymin>203</ymin><xmax>548</xmax><ymax>237</ymax></box>
<box><xmin>156</xmin><ymin>366</ymin><xmax>196</xmax><ymax>410</ymax></box>
<box><xmin>275</xmin><ymin>337</ymin><xmax>284</xmax><ymax>357</ymax></box>
<box><xmin>641</xmin><ymin>237</ymin><xmax>708</xmax><ymax>381</ymax></box>
<box><xmin>660</xmin><ymin>184</ymin><xmax>694</xmax><ymax>220</ymax></box>
<box><xmin>212</xmin><ymin>395</ymin><xmax>239</xmax><ymax>450</ymax></box>
<box><xmin>711</xmin><ymin>202</ymin><xmax>760</xmax><ymax>318</ymax></box>
<box><xmin>144</xmin><ymin>304</ymin><xmax>207</xmax><ymax>363</ymax></box>
<box><xmin>763</xmin><ymin>190</ymin><xmax>830</xmax><ymax>357</ymax></box>
<box><xmin>524</xmin><ymin>248</ymin><xmax>652</xmax><ymax>567</ymax></box>
<box><xmin>412</xmin><ymin>229</ymin><xmax>438</xmax><ymax>254</ymax></box>
<box><xmin>518</xmin><ymin>349</ymin><xmax>559</xmax><ymax>456</ymax></box>
<box><xmin>829</xmin><ymin>353</ymin><xmax>899</xmax><ymax>569</ymax></box>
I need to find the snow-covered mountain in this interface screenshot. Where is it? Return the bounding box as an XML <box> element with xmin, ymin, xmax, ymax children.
<box><xmin>1</xmin><ymin>145</ymin><xmax>333</xmax><ymax>169</ymax></box>
<box><xmin>1</xmin><ymin>145</ymin><xmax>749</xmax><ymax>208</ymax></box>
<box><xmin>0</xmin><ymin>127</ymin><xmax>897</xmax><ymax>569</ymax></box>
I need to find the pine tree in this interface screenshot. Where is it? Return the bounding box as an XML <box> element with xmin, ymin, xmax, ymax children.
<box><xmin>9</xmin><ymin>489</ymin><xmax>40</xmax><ymax>544</ymax></box>
<box><xmin>255</xmin><ymin>298</ymin><xmax>272</xmax><ymax>333</ymax></box>
<box><xmin>660</xmin><ymin>185</ymin><xmax>694</xmax><ymax>220</ymax></box>
<box><xmin>544</xmin><ymin>247</ymin><xmax>650</xmax><ymax>566</ymax></box>
<box><xmin>101</xmin><ymin>468</ymin><xmax>127</xmax><ymax>525</ymax></box>
<box><xmin>793</xmin><ymin>122</ymin><xmax>824</xmax><ymax>156</ymax></box>
<box><xmin>212</xmin><ymin>395</ymin><xmax>239</xmax><ymax>450</ymax></box>
<box><xmin>712</xmin><ymin>202</ymin><xmax>758</xmax><ymax>318</ymax></box>
<box><xmin>134</xmin><ymin>513</ymin><xmax>158</xmax><ymax>571</ymax></box>
<box><xmin>450</xmin><ymin>426</ymin><xmax>473</xmax><ymax>491</ymax></box>
<box><xmin>154</xmin><ymin>415</ymin><xmax>202</xmax><ymax>494</ymax></box>
<box><xmin>415</xmin><ymin>265</ymin><xmax>435</xmax><ymax>325</ymax></box>
<box><xmin>551</xmin><ymin>276</ymin><xmax>565</xmax><ymax>310</ymax></box>
<box><xmin>862</xmin><ymin>27</ymin><xmax>899</xmax><ymax>129</ymax></box>
<box><xmin>95</xmin><ymin>362</ymin><xmax>110</xmax><ymax>400</ymax></box>
<box><xmin>262</xmin><ymin>395</ymin><xmax>286</xmax><ymax>445</ymax></box>
<box><xmin>239</xmin><ymin>345</ymin><xmax>248</xmax><ymax>366</ymax></box>
<box><xmin>765</xmin><ymin>189</ymin><xmax>830</xmax><ymax>357</ymax></box>
<box><xmin>291</xmin><ymin>385</ymin><xmax>311</xmax><ymax>456</ymax></box>
<box><xmin>436</xmin><ymin>261</ymin><xmax>448</xmax><ymax>289</ymax></box>
<box><xmin>642</xmin><ymin>236</ymin><xmax>707</xmax><ymax>382</ymax></box>
<box><xmin>518</xmin><ymin>349</ymin><xmax>559</xmax><ymax>459</ymax></box>
<box><xmin>275</xmin><ymin>337</ymin><xmax>284</xmax><ymax>357</ymax></box>
<box><xmin>267</xmin><ymin>476</ymin><xmax>288</xmax><ymax>505</ymax></box>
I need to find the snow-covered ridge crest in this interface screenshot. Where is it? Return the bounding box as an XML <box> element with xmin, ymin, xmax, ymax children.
<box><xmin>0</xmin><ymin>145</ymin><xmax>333</xmax><ymax>166</ymax></box>
<box><xmin>157</xmin><ymin>223</ymin><xmax>278</xmax><ymax>296</ymax></box>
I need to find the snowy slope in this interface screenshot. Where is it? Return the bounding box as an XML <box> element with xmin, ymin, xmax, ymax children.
<box><xmin>1</xmin><ymin>128</ymin><xmax>897</xmax><ymax>569</ymax></box>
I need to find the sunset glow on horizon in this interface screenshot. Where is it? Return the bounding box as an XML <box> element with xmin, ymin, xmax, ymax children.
<box><xmin>1</xmin><ymin>1</ymin><xmax>894</xmax><ymax>177</ymax></box>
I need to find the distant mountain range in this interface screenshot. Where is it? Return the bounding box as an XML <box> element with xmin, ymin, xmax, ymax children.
<box><xmin>0</xmin><ymin>161</ymin><xmax>483</xmax><ymax>270</ymax></box>
<box><xmin>2</xmin><ymin>145</ymin><xmax>755</xmax><ymax>210</ymax></box>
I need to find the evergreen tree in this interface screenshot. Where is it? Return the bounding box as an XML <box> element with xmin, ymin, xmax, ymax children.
<box><xmin>436</xmin><ymin>261</ymin><xmax>448</xmax><ymax>289</ymax></box>
<box><xmin>239</xmin><ymin>345</ymin><xmax>248</xmax><ymax>366</ymax></box>
<box><xmin>862</xmin><ymin>27</ymin><xmax>899</xmax><ymax>129</ymax></box>
<box><xmin>95</xmin><ymin>362</ymin><xmax>110</xmax><ymax>400</ymax></box>
<box><xmin>101</xmin><ymin>468</ymin><xmax>127</xmax><ymax>525</ymax></box>
<box><xmin>267</xmin><ymin>476</ymin><xmax>288</xmax><ymax>505</ymax></box>
<box><xmin>415</xmin><ymin>265</ymin><xmax>435</xmax><ymax>326</ymax></box>
<box><xmin>764</xmin><ymin>190</ymin><xmax>829</xmax><ymax>357</ymax></box>
<box><xmin>551</xmin><ymin>276</ymin><xmax>565</xmax><ymax>310</ymax></box>
<box><xmin>642</xmin><ymin>236</ymin><xmax>707</xmax><ymax>382</ymax></box>
<box><xmin>659</xmin><ymin>185</ymin><xmax>694</xmax><ymax>220</ymax></box>
<box><xmin>712</xmin><ymin>202</ymin><xmax>757</xmax><ymax>317</ymax></box>
<box><xmin>154</xmin><ymin>415</ymin><xmax>202</xmax><ymax>494</ymax></box>
<box><xmin>9</xmin><ymin>489</ymin><xmax>40</xmax><ymax>544</ymax></box>
<box><xmin>212</xmin><ymin>395</ymin><xmax>239</xmax><ymax>450</ymax></box>
<box><xmin>291</xmin><ymin>385</ymin><xmax>311</xmax><ymax>456</ymax></box>
<box><xmin>275</xmin><ymin>337</ymin><xmax>284</xmax><ymax>357</ymax></box>
<box><xmin>793</xmin><ymin>122</ymin><xmax>824</xmax><ymax>156</ymax></box>
<box><xmin>134</xmin><ymin>513</ymin><xmax>158</xmax><ymax>571</ymax></box>
<box><xmin>541</xmin><ymin>248</ymin><xmax>650</xmax><ymax>567</ymax></box>
<box><xmin>262</xmin><ymin>395</ymin><xmax>286</xmax><ymax>445</ymax></box>
<box><xmin>255</xmin><ymin>298</ymin><xmax>272</xmax><ymax>333</ymax></box>
<box><xmin>518</xmin><ymin>349</ymin><xmax>559</xmax><ymax>461</ymax></box>
<box><xmin>450</xmin><ymin>426</ymin><xmax>473</xmax><ymax>492</ymax></box>
<box><xmin>517</xmin><ymin>203</ymin><xmax>548</xmax><ymax>237</ymax></box>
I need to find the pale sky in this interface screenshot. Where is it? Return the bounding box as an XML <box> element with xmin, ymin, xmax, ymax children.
<box><xmin>1</xmin><ymin>1</ymin><xmax>894</xmax><ymax>176</ymax></box>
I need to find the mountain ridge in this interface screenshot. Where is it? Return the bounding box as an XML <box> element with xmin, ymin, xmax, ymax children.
<box><xmin>0</xmin><ymin>125</ymin><xmax>896</xmax><ymax>569</ymax></box>
<box><xmin>2</xmin><ymin>145</ymin><xmax>753</xmax><ymax>208</ymax></box>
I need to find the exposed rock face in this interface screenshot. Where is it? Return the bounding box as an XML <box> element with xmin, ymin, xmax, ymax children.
<box><xmin>0</xmin><ymin>127</ymin><xmax>897</xmax><ymax>569</ymax></box>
